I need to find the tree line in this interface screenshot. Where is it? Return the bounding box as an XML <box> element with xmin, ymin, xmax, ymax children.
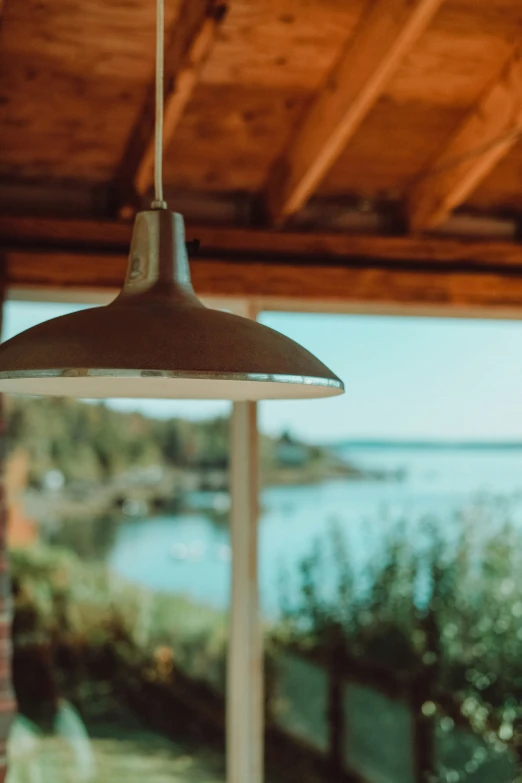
<box><xmin>5</xmin><ymin>397</ymin><xmax>230</xmax><ymax>486</ymax></box>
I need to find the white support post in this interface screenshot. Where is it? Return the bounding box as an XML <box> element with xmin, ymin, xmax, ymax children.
<box><xmin>227</xmin><ymin>398</ymin><xmax>263</xmax><ymax>783</ymax></box>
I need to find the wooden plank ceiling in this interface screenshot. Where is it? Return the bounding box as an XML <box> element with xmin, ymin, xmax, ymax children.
<box><xmin>3</xmin><ymin>0</ymin><xmax>522</xmax><ymax>311</ymax></box>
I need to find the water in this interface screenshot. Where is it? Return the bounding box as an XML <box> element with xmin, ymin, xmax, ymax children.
<box><xmin>108</xmin><ymin>447</ymin><xmax>522</xmax><ymax>617</ymax></box>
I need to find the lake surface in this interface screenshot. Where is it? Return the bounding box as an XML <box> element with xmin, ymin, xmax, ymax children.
<box><xmin>108</xmin><ymin>447</ymin><xmax>522</xmax><ymax>617</ymax></box>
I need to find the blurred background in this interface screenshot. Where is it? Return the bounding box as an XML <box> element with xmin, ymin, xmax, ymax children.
<box><xmin>5</xmin><ymin>300</ymin><xmax>522</xmax><ymax>783</ymax></box>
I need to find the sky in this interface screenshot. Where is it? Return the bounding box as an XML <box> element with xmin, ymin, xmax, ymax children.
<box><xmin>5</xmin><ymin>300</ymin><xmax>522</xmax><ymax>442</ymax></box>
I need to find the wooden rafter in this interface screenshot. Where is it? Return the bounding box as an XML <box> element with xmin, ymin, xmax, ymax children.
<box><xmin>6</xmin><ymin>246</ymin><xmax>522</xmax><ymax>315</ymax></box>
<box><xmin>264</xmin><ymin>0</ymin><xmax>445</xmax><ymax>226</ymax></box>
<box><xmin>3</xmin><ymin>216</ymin><xmax>522</xmax><ymax>269</ymax></box>
<box><xmin>408</xmin><ymin>48</ymin><xmax>522</xmax><ymax>233</ymax></box>
<box><xmin>114</xmin><ymin>0</ymin><xmax>227</xmax><ymax>211</ymax></box>
<box><xmin>4</xmin><ymin>216</ymin><xmax>522</xmax><ymax>314</ymax></box>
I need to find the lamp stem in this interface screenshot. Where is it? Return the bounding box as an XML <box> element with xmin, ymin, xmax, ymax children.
<box><xmin>152</xmin><ymin>0</ymin><xmax>167</xmax><ymax>209</ymax></box>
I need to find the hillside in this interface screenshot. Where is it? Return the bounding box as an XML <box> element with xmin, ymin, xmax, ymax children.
<box><xmin>4</xmin><ymin>398</ymin><xmax>368</xmax><ymax>528</ymax></box>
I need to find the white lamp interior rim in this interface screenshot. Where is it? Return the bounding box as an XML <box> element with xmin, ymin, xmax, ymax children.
<box><xmin>0</xmin><ymin>369</ymin><xmax>344</xmax><ymax>400</ymax></box>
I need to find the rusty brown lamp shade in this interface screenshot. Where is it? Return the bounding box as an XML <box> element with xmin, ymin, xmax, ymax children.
<box><xmin>0</xmin><ymin>210</ymin><xmax>344</xmax><ymax>400</ymax></box>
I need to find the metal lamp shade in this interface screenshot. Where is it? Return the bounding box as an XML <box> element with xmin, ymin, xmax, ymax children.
<box><xmin>0</xmin><ymin>210</ymin><xmax>344</xmax><ymax>400</ymax></box>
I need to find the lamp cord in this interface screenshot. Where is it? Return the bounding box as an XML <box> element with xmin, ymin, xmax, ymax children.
<box><xmin>151</xmin><ymin>0</ymin><xmax>167</xmax><ymax>209</ymax></box>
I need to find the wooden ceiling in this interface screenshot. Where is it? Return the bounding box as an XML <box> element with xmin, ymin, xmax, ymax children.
<box><xmin>3</xmin><ymin>0</ymin><xmax>522</xmax><ymax>312</ymax></box>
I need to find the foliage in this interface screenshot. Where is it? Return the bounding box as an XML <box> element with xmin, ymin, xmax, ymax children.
<box><xmin>5</xmin><ymin>396</ymin><xmax>231</xmax><ymax>486</ymax></box>
<box><xmin>274</xmin><ymin>505</ymin><xmax>522</xmax><ymax>758</ymax></box>
<box><xmin>44</xmin><ymin>514</ymin><xmax>119</xmax><ymax>562</ymax></box>
<box><xmin>10</xmin><ymin>544</ymin><xmax>228</xmax><ymax>718</ymax></box>
<box><xmin>11</xmin><ymin>514</ymin><xmax>522</xmax><ymax>775</ymax></box>
<box><xmin>5</xmin><ymin>397</ymin><xmax>335</xmax><ymax>488</ymax></box>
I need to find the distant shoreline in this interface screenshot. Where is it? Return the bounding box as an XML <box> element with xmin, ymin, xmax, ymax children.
<box><xmin>332</xmin><ymin>440</ymin><xmax>522</xmax><ymax>451</ymax></box>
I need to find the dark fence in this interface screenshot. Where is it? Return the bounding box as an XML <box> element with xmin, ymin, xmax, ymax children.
<box><xmin>9</xmin><ymin>629</ymin><xmax>520</xmax><ymax>783</ymax></box>
<box><xmin>269</xmin><ymin>647</ymin><xmax>519</xmax><ymax>783</ymax></box>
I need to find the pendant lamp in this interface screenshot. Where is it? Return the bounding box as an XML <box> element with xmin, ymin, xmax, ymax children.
<box><xmin>0</xmin><ymin>2</ymin><xmax>344</xmax><ymax>402</ymax></box>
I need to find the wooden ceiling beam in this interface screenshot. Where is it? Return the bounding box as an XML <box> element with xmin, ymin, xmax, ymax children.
<box><xmin>2</xmin><ymin>180</ymin><xmax>520</xmax><ymax>240</ymax></box>
<box><xmin>263</xmin><ymin>0</ymin><xmax>445</xmax><ymax>226</ymax></box>
<box><xmin>114</xmin><ymin>0</ymin><xmax>227</xmax><ymax>212</ymax></box>
<box><xmin>408</xmin><ymin>48</ymin><xmax>522</xmax><ymax>233</ymax></box>
<box><xmin>4</xmin><ymin>216</ymin><xmax>522</xmax><ymax>312</ymax></box>
<box><xmin>6</xmin><ymin>246</ymin><xmax>522</xmax><ymax>316</ymax></box>
<box><xmin>3</xmin><ymin>215</ymin><xmax>522</xmax><ymax>269</ymax></box>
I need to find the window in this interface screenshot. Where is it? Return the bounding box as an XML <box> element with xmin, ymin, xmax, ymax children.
<box><xmin>6</xmin><ymin>300</ymin><xmax>231</xmax><ymax>783</ymax></box>
<box><xmin>260</xmin><ymin>312</ymin><xmax>522</xmax><ymax>783</ymax></box>
<box><xmin>8</xmin><ymin>303</ymin><xmax>522</xmax><ymax>783</ymax></box>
